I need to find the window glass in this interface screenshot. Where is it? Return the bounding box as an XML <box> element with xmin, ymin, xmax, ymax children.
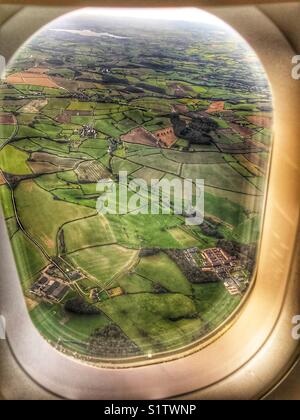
<box><xmin>0</xmin><ymin>8</ymin><xmax>272</xmax><ymax>364</ymax></box>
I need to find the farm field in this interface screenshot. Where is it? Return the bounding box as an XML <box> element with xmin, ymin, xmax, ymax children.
<box><xmin>0</xmin><ymin>9</ymin><xmax>272</xmax><ymax>363</ymax></box>
<box><xmin>62</xmin><ymin>214</ymin><xmax>116</xmax><ymax>253</ymax></box>
<box><xmin>66</xmin><ymin>245</ymin><xmax>138</xmax><ymax>286</ymax></box>
<box><xmin>11</xmin><ymin>231</ymin><xmax>48</xmax><ymax>290</ymax></box>
<box><xmin>14</xmin><ymin>180</ymin><xmax>95</xmax><ymax>254</ymax></box>
<box><xmin>99</xmin><ymin>293</ymin><xmax>203</xmax><ymax>354</ymax></box>
<box><xmin>135</xmin><ymin>253</ymin><xmax>193</xmax><ymax>295</ymax></box>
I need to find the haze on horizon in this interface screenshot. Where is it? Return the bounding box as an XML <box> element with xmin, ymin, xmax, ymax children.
<box><xmin>69</xmin><ymin>7</ymin><xmax>229</xmax><ymax>29</ymax></box>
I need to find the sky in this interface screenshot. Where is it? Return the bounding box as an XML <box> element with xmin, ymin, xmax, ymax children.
<box><xmin>80</xmin><ymin>8</ymin><xmax>228</xmax><ymax>28</ymax></box>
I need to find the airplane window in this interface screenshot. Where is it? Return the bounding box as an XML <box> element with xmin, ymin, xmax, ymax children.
<box><xmin>0</xmin><ymin>8</ymin><xmax>272</xmax><ymax>364</ymax></box>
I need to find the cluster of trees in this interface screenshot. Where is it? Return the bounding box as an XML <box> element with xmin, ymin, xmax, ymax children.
<box><xmin>65</xmin><ymin>297</ymin><xmax>101</xmax><ymax>315</ymax></box>
<box><xmin>4</xmin><ymin>172</ymin><xmax>35</xmax><ymax>188</ymax></box>
<box><xmin>139</xmin><ymin>248</ymin><xmax>160</xmax><ymax>257</ymax></box>
<box><xmin>171</xmin><ymin>114</ymin><xmax>217</xmax><ymax>145</ymax></box>
<box><xmin>200</xmin><ymin>220</ymin><xmax>224</xmax><ymax>239</ymax></box>
<box><xmin>136</xmin><ymin>82</ymin><xmax>165</xmax><ymax>94</ymax></box>
<box><xmin>102</xmin><ymin>74</ymin><xmax>129</xmax><ymax>85</ymax></box>
<box><xmin>58</xmin><ymin>230</ymin><xmax>66</xmax><ymax>255</ymax></box>
<box><xmin>88</xmin><ymin>324</ymin><xmax>141</xmax><ymax>358</ymax></box>
<box><xmin>140</xmin><ymin>60</ymin><xmax>174</xmax><ymax>71</ymax></box>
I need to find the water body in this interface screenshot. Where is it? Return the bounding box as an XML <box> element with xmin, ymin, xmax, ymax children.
<box><xmin>50</xmin><ymin>29</ymin><xmax>129</xmax><ymax>39</ymax></box>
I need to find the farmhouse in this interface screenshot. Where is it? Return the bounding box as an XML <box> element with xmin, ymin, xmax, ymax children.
<box><xmin>51</xmin><ymin>284</ymin><xmax>69</xmax><ymax>301</ymax></box>
<box><xmin>79</xmin><ymin>124</ymin><xmax>97</xmax><ymax>138</ymax></box>
<box><xmin>30</xmin><ymin>264</ymin><xmax>70</xmax><ymax>303</ymax></box>
<box><xmin>30</xmin><ymin>277</ymin><xmax>69</xmax><ymax>302</ymax></box>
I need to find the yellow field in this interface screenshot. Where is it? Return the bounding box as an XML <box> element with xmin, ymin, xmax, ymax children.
<box><xmin>236</xmin><ymin>154</ymin><xmax>263</xmax><ymax>177</ymax></box>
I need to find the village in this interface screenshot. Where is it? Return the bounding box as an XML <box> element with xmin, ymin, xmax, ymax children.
<box><xmin>201</xmin><ymin>247</ymin><xmax>249</xmax><ymax>295</ymax></box>
<box><xmin>182</xmin><ymin>246</ymin><xmax>249</xmax><ymax>296</ymax></box>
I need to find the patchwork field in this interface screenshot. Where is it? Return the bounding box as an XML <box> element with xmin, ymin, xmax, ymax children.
<box><xmin>6</xmin><ymin>71</ymin><xmax>62</xmax><ymax>89</ymax></box>
<box><xmin>0</xmin><ymin>9</ymin><xmax>272</xmax><ymax>362</ymax></box>
<box><xmin>182</xmin><ymin>162</ymin><xmax>259</xmax><ymax>195</ymax></box>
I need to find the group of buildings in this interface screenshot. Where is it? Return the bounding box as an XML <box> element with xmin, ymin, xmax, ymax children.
<box><xmin>201</xmin><ymin>247</ymin><xmax>248</xmax><ymax>295</ymax></box>
<box><xmin>79</xmin><ymin>124</ymin><xmax>97</xmax><ymax>138</ymax></box>
<box><xmin>30</xmin><ymin>266</ymin><xmax>69</xmax><ymax>303</ymax></box>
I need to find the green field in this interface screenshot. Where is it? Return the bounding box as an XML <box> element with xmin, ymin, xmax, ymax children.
<box><xmin>99</xmin><ymin>293</ymin><xmax>202</xmax><ymax>353</ymax></box>
<box><xmin>182</xmin><ymin>163</ymin><xmax>258</xmax><ymax>195</ymax></box>
<box><xmin>135</xmin><ymin>253</ymin><xmax>192</xmax><ymax>295</ymax></box>
<box><xmin>66</xmin><ymin>245</ymin><xmax>138</xmax><ymax>287</ymax></box>
<box><xmin>232</xmin><ymin>215</ymin><xmax>261</xmax><ymax>244</ymax></box>
<box><xmin>0</xmin><ymin>124</ymin><xmax>16</xmax><ymax>140</ymax></box>
<box><xmin>62</xmin><ymin>214</ymin><xmax>116</xmax><ymax>253</ymax></box>
<box><xmin>0</xmin><ymin>185</ymin><xmax>14</xmax><ymax>218</ymax></box>
<box><xmin>130</xmin><ymin>154</ymin><xmax>181</xmax><ymax>175</ymax></box>
<box><xmin>6</xmin><ymin>217</ymin><xmax>19</xmax><ymax>238</ymax></box>
<box><xmin>193</xmin><ymin>283</ymin><xmax>241</xmax><ymax>329</ymax></box>
<box><xmin>111</xmin><ymin>157</ymin><xmax>141</xmax><ymax>175</ymax></box>
<box><xmin>35</xmin><ymin>172</ymin><xmax>80</xmax><ymax>191</ymax></box>
<box><xmin>14</xmin><ymin>180</ymin><xmax>95</xmax><ymax>254</ymax></box>
<box><xmin>107</xmin><ymin>213</ymin><xmax>183</xmax><ymax>248</ymax></box>
<box><xmin>168</xmin><ymin>227</ymin><xmax>200</xmax><ymax>248</ymax></box>
<box><xmin>162</xmin><ymin>150</ymin><xmax>226</xmax><ymax>164</ymax></box>
<box><xmin>30</xmin><ymin>302</ymin><xmax>111</xmax><ymax>355</ymax></box>
<box><xmin>12</xmin><ymin>231</ymin><xmax>47</xmax><ymax>290</ymax></box>
<box><xmin>132</xmin><ymin>167</ymin><xmax>165</xmax><ymax>184</ymax></box>
<box><xmin>0</xmin><ymin>145</ymin><xmax>31</xmax><ymax>175</ymax></box>
<box><xmin>117</xmin><ymin>272</ymin><xmax>155</xmax><ymax>294</ymax></box>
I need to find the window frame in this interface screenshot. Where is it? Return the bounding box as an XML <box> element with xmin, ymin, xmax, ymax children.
<box><xmin>0</xmin><ymin>2</ymin><xmax>299</xmax><ymax>400</ymax></box>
